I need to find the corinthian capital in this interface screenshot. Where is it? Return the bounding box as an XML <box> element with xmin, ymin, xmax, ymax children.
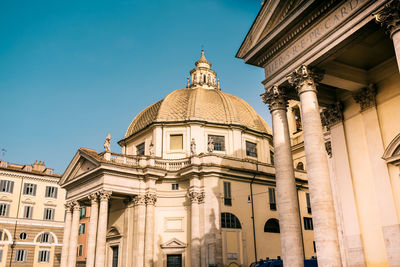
<box><xmin>287</xmin><ymin>65</ymin><xmax>324</xmax><ymax>94</ymax></box>
<box><xmin>261</xmin><ymin>85</ymin><xmax>288</xmax><ymax>111</ymax></box>
<box><xmin>64</xmin><ymin>201</ymin><xmax>74</xmax><ymax>212</ymax></box>
<box><xmin>321</xmin><ymin>102</ymin><xmax>343</xmax><ymax>129</ymax></box>
<box><xmin>88</xmin><ymin>192</ymin><xmax>99</xmax><ymax>204</ymax></box>
<box><xmin>99</xmin><ymin>190</ymin><xmax>112</xmax><ymax>201</ymax></box>
<box><xmin>145</xmin><ymin>193</ymin><xmax>157</xmax><ymax>205</ymax></box>
<box><xmin>353</xmin><ymin>85</ymin><xmax>376</xmax><ymax>112</ymax></box>
<box><xmin>374</xmin><ymin>0</ymin><xmax>400</xmax><ymax>37</ymax></box>
<box><xmin>188</xmin><ymin>191</ymin><xmax>205</xmax><ymax>204</ymax></box>
<box><xmin>133</xmin><ymin>195</ymin><xmax>146</xmax><ymax>206</ymax></box>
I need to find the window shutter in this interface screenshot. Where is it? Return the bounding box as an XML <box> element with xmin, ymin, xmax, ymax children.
<box><xmin>24</xmin><ymin>250</ymin><xmax>27</xmax><ymax>262</ymax></box>
<box><xmin>0</xmin><ymin>180</ymin><xmax>3</xmax><ymax>191</ymax></box>
<box><xmin>9</xmin><ymin>181</ymin><xmax>14</xmax><ymax>193</ymax></box>
<box><xmin>5</xmin><ymin>205</ymin><xmax>9</xmax><ymax>217</ymax></box>
<box><xmin>33</xmin><ymin>184</ymin><xmax>37</xmax><ymax>196</ymax></box>
<box><xmin>23</xmin><ymin>184</ymin><xmax>27</xmax><ymax>194</ymax></box>
<box><xmin>54</xmin><ymin>187</ymin><xmax>58</xmax><ymax>198</ymax></box>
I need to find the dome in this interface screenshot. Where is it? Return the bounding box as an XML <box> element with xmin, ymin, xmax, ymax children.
<box><xmin>124</xmin><ymin>87</ymin><xmax>271</xmax><ymax>139</ymax></box>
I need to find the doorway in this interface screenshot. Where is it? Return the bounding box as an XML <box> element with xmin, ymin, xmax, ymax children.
<box><xmin>167</xmin><ymin>254</ymin><xmax>182</xmax><ymax>267</ymax></box>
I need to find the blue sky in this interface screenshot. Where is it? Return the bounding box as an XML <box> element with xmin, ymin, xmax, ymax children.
<box><xmin>0</xmin><ymin>0</ymin><xmax>270</xmax><ymax>173</ymax></box>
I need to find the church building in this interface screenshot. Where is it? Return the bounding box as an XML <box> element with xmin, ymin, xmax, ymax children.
<box><xmin>59</xmin><ymin>51</ymin><xmax>315</xmax><ymax>267</ymax></box>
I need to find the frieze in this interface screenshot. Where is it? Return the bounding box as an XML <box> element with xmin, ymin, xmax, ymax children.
<box><xmin>261</xmin><ymin>85</ymin><xmax>288</xmax><ymax>111</ymax></box>
<box><xmin>263</xmin><ymin>0</ymin><xmax>368</xmax><ymax>78</ymax></box>
<box><xmin>321</xmin><ymin>102</ymin><xmax>343</xmax><ymax>129</ymax></box>
<box><xmin>374</xmin><ymin>0</ymin><xmax>400</xmax><ymax>37</ymax></box>
<box><xmin>353</xmin><ymin>85</ymin><xmax>376</xmax><ymax>111</ymax></box>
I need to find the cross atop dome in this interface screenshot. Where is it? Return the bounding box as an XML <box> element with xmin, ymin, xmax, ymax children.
<box><xmin>187</xmin><ymin>50</ymin><xmax>220</xmax><ymax>90</ymax></box>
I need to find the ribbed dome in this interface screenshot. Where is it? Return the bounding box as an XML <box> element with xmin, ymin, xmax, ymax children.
<box><xmin>124</xmin><ymin>88</ymin><xmax>271</xmax><ymax>139</ymax></box>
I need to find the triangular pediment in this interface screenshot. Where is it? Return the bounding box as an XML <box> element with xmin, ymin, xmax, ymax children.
<box><xmin>236</xmin><ymin>0</ymin><xmax>304</xmax><ymax>59</ymax></box>
<box><xmin>160</xmin><ymin>238</ymin><xmax>187</xmax><ymax>249</ymax></box>
<box><xmin>59</xmin><ymin>148</ymin><xmax>101</xmax><ymax>186</ymax></box>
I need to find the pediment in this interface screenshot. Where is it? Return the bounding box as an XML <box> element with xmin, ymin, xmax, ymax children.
<box><xmin>237</xmin><ymin>0</ymin><xmax>304</xmax><ymax>59</ymax></box>
<box><xmin>0</xmin><ymin>195</ymin><xmax>12</xmax><ymax>202</ymax></box>
<box><xmin>160</xmin><ymin>238</ymin><xmax>187</xmax><ymax>249</ymax></box>
<box><xmin>59</xmin><ymin>148</ymin><xmax>101</xmax><ymax>186</ymax></box>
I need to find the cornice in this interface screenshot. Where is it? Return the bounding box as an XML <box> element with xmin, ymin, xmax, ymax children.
<box><xmin>0</xmin><ymin>170</ymin><xmax>60</xmax><ymax>183</ymax></box>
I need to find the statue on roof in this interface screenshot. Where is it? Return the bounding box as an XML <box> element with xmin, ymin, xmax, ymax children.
<box><xmin>104</xmin><ymin>133</ymin><xmax>111</xmax><ymax>152</ymax></box>
<box><xmin>191</xmin><ymin>138</ymin><xmax>197</xmax><ymax>155</ymax></box>
<box><xmin>208</xmin><ymin>137</ymin><xmax>214</xmax><ymax>153</ymax></box>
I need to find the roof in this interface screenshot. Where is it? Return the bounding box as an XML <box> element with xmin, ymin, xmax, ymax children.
<box><xmin>123</xmin><ymin>87</ymin><xmax>272</xmax><ymax>140</ymax></box>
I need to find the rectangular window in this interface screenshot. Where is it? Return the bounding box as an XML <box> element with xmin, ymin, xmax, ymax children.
<box><xmin>0</xmin><ymin>203</ymin><xmax>9</xmax><ymax>217</ymax></box>
<box><xmin>0</xmin><ymin>180</ymin><xmax>14</xmax><ymax>193</ymax></box>
<box><xmin>23</xmin><ymin>206</ymin><xmax>33</xmax><ymax>219</ymax></box>
<box><xmin>304</xmin><ymin>217</ymin><xmax>313</xmax><ymax>230</ymax></box>
<box><xmin>38</xmin><ymin>250</ymin><xmax>50</xmax><ymax>262</ymax></box>
<box><xmin>171</xmin><ymin>184</ymin><xmax>179</xmax><ymax>190</ymax></box>
<box><xmin>170</xmin><ymin>134</ymin><xmax>183</xmax><ymax>150</ymax></box>
<box><xmin>23</xmin><ymin>183</ymin><xmax>37</xmax><ymax>196</ymax></box>
<box><xmin>245</xmin><ymin>141</ymin><xmax>257</xmax><ymax>157</ymax></box>
<box><xmin>14</xmin><ymin>249</ymin><xmax>27</xmax><ymax>262</ymax></box>
<box><xmin>208</xmin><ymin>135</ymin><xmax>225</xmax><ymax>151</ymax></box>
<box><xmin>268</xmin><ymin>187</ymin><xmax>276</xmax><ymax>210</ymax></box>
<box><xmin>79</xmin><ymin>223</ymin><xmax>86</xmax><ymax>234</ymax></box>
<box><xmin>270</xmin><ymin>151</ymin><xmax>274</xmax><ymax>165</ymax></box>
<box><xmin>45</xmin><ymin>186</ymin><xmax>58</xmax><ymax>198</ymax></box>
<box><xmin>136</xmin><ymin>143</ymin><xmax>145</xmax><ymax>156</ymax></box>
<box><xmin>80</xmin><ymin>207</ymin><xmax>86</xmax><ymax>218</ymax></box>
<box><xmin>313</xmin><ymin>241</ymin><xmax>316</xmax><ymax>253</ymax></box>
<box><xmin>77</xmin><ymin>245</ymin><xmax>83</xmax><ymax>257</ymax></box>
<box><xmin>223</xmin><ymin>181</ymin><xmax>231</xmax><ymax>206</ymax></box>
<box><xmin>43</xmin><ymin>208</ymin><xmax>55</xmax><ymax>220</ymax></box>
<box><xmin>306</xmin><ymin>193</ymin><xmax>312</xmax><ymax>214</ymax></box>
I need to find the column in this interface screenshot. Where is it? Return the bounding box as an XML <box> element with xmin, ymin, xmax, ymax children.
<box><xmin>95</xmin><ymin>190</ymin><xmax>112</xmax><ymax>267</ymax></box>
<box><xmin>60</xmin><ymin>202</ymin><xmax>73</xmax><ymax>267</ymax></box>
<box><xmin>134</xmin><ymin>195</ymin><xmax>147</xmax><ymax>267</ymax></box>
<box><xmin>67</xmin><ymin>201</ymin><xmax>80</xmax><ymax>267</ymax></box>
<box><xmin>86</xmin><ymin>193</ymin><xmax>99</xmax><ymax>267</ymax></box>
<box><xmin>261</xmin><ymin>85</ymin><xmax>304</xmax><ymax>267</ymax></box>
<box><xmin>321</xmin><ymin>103</ymin><xmax>366</xmax><ymax>266</ymax></box>
<box><xmin>144</xmin><ymin>193</ymin><xmax>157</xmax><ymax>267</ymax></box>
<box><xmin>189</xmin><ymin>190</ymin><xmax>204</xmax><ymax>267</ymax></box>
<box><xmin>374</xmin><ymin>1</ymin><xmax>400</xmax><ymax>72</ymax></box>
<box><xmin>287</xmin><ymin>65</ymin><xmax>341</xmax><ymax>266</ymax></box>
<box><xmin>353</xmin><ymin>87</ymin><xmax>400</xmax><ymax>265</ymax></box>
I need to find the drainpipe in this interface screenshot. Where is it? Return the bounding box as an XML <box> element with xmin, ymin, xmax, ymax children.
<box><xmin>250</xmin><ymin>164</ymin><xmax>258</xmax><ymax>262</ymax></box>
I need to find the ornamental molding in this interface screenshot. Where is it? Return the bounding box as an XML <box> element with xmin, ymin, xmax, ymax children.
<box><xmin>325</xmin><ymin>141</ymin><xmax>332</xmax><ymax>158</ymax></box>
<box><xmin>321</xmin><ymin>102</ymin><xmax>343</xmax><ymax>129</ymax></box>
<box><xmin>145</xmin><ymin>193</ymin><xmax>157</xmax><ymax>205</ymax></box>
<box><xmin>353</xmin><ymin>85</ymin><xmax>376</xmax><ymax>112</ymax></box>
<box><xmin>261</xmin><ymin>85</ymin><xmax>288</xmax><ymax>111</ymax></box>
<box><xmin>287</xmin><ymin>65</ymin><xmax>324</xmax><ymax>94</ymax></box>
<box><xmin>374</xmin><ymin>0</ymin><xmax>400</xmax><ymax>37</ymax></box>
<box><xmin>188</xmin><ymin>191</ymin><xmax>205</xmax><ymax>204</ymax></box>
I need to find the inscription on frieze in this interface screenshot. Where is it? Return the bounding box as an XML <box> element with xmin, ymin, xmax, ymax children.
<box><xmin>264</xmin><ymin>0</ymin><xmax>368</xmax><ymax>78</ymax></box>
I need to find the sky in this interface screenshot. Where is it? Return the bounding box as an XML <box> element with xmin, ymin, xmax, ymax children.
<box><xmin>0</xmin><ymin>0</ymin><xmax>270</xmax><ymax>174</ymax></box>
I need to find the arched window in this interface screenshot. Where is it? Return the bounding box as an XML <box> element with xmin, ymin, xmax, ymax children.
<box><xmin>264</xmin><ymin>218</ymin><xmax>280</xmax><ymax>233</ymax></box>
<box><xmin>296</xmin><ymin>162</ymin><xmax>304</xmax><ymax>170</ymax></box>
<box><xmin>39</xmin><ymin>233</ymin><xmax>52</xmax><ymax>243</ymax></box>
<box><xmin>293</xmin><ymin>106</ymin><xmax>302</xmax><ymax>132</ymax></box>
<box><xmin>221</xmin><ymin>212</ymin><xmax>241</xmax><ymax>229</ymax></box>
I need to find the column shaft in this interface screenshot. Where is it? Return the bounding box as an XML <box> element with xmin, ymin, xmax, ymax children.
<box><xmin>86</xmin><ymin>194</ymin><xmax>99</xmax><ymax>267</ymax></box>
<box><xmin>67</xmin><ymin>202</ymin><xmax>80</xmax><ymax>267</ymax></box>
<box><xmin>262</xmin><ymin>85</ymin><xmax>304</xmax><ymax>266</ymax></box>
<box><xmin>392</xmin><ymin>31</ymin><xmax>400</xmax><ymax>72</ymax></box>
<box><xmin>298</xmin><ymin>89</ymin><xmax>341</xmax><ymax>266</ymax></box>
<box><xmin>135</xmin><ymin>196</ymin><xmax>146</xmax><ymax>267</ymax></box>
<box><xmin>60</xmin><ymin>203</ymin><xmax>73</xmax><ymax>267</ymax></box>
<box><xmin>191</xmin><ymin>201</ymin><xmax>200</xmax><ymax>267</ymax></box>
<box><xmin>95</xmin><ymin>191</ymin><xmax>111</xmax><ymax>267</ymax></box>
<box><xmin>144</xmin><ymin>193</ymin><xmax>156</xmax><ymax>267</ymax></box>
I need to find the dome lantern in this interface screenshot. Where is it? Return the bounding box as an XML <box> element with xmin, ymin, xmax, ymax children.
<box><xmin>189</xmin><ymin>49</ymin><xmax>219</xmax><ymax>90</ymax></box>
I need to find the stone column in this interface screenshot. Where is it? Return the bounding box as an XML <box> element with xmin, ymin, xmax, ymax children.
<box><xmin>353</xmin><ymin>86</ymin><xmax>400</xmax><ymax>265</ymax></box>
<box><xmin>374</xmin><ymin>1</ymin><xmax>400</xmax><ymax>72</ymax></box>
<box><xmin>321</xmin><ymin>103</ymin><xmax>366</xmax><ymax>267</ymax></box>
<box><xmin>261</xmin><ymin>85</ymin><xmax>304</xmax><ymax>266</ymax></box>
<box><xmin>144</xmin><ymin>193</ymin><xmax>157</xmax><ymax>267</ymax></box>
<box><xmin>95</xmin><ymin>190</ymin><xmax>112</xmax><ymax>267</ymax></box>
<box><xmin>189</xmin><ymin>190</ymin><xmax>204</xmax><ymax>267</ymax></box>
<box><xmin>86</xmin><ymin>193</ymin><xmax>99</xmax><ymax>267</ymax></box>
<box><xmin>60</xmin><ymin>202</ymin><xmax>73</xmax><ymax>267</ymax></box>
<box><xmin>134</xmin><ymin>195</ymin><xmax>147</xmax><ymax>267</ymax></box>
<box><xmin>287</xmin><ymin>65</ymin><xmax>341</xmax><ymax>266</ymax></box>
<box><xmin>67</xmin><ymin>201</ymin><xmax>80</xmax><ymax>267</ymax></box>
